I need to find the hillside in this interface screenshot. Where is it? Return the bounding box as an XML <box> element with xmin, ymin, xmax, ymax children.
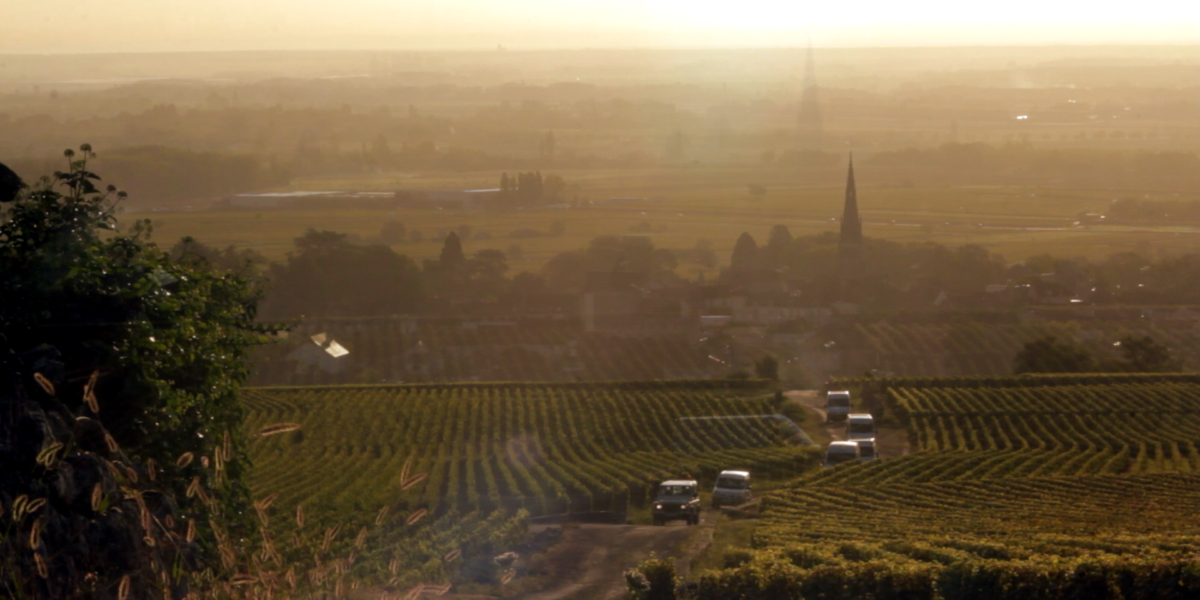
<box><xmin>688</xmin><ymin>374</ymin><xmax>1200</xmax><ymax>599</ymax></box>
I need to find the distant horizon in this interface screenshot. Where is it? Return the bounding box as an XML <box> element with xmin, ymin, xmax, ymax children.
<box><xmin>3</xmin><ymin>40</ymin><xmax>1199</xmax><ymax>57</ymax></box>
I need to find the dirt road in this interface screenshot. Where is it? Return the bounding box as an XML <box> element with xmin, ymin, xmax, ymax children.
<box><xmin>785</xmin><ymin>390</ymin><xmax>909</xmax><ymax>459</ymax></box>
<box><xmin>519</xmin><ymin>520</ymin><xmax>709</xmax><ymax>600</ymax></box>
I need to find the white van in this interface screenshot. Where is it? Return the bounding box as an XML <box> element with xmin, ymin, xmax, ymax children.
<box><xmin>825</xmin><ymin>391</ymin><xmax>852</xmax><ymax>422</ymax></box>
<box><xmin>711</xmin><ymin>470</ymin><xmax>752</xmax><ymax>508</ymax></box>
<box><xmin>846</xmin><ymin>414</ymin><xmax>875</xmax><ymax>441</ymax></box>
<box><xmin>823</xmin><ymin>441</ymin><xmax>861</xmax><ymax>467</ymax></box>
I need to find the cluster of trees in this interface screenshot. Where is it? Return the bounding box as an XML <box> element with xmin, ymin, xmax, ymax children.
<box><xmin>499</xmin><ymin>171</ymin><xmax>568</xmax><ymax>205</ymax></box>
<box><xmin>725</xmin><ymin>223</ymin><xmax>1200</xmax><ymax>307</ymax></box>
<box><xmin>1013</xmin><ymin>335</ymin><xmax>1183</xmax><ymax>374</ymax></box>
<box><xmin>726</xmin><ymin>225</ymin><xmax>1009</xmax><ymax>306</ymax></box>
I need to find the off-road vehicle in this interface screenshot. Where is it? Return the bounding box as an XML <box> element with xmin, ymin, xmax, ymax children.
<box><xmin>652</xmin><ymin>480</ymin><xmax>701</xmax><ymax>526</ymax></box>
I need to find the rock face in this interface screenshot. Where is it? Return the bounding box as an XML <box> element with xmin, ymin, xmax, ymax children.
<box><xmin>1</xmin><ymin>339</ymin><xmax>199</xmax><ymax>600</ymax></box>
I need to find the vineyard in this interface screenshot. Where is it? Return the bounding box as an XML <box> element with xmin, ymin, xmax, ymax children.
<box><xmin>243</xmin><ymin>383</ymin><xmax>814</xmax><ymax>516</ymax></box>
<box><xmin>248</xmin><ymin>319</ymin><xmax>720</xmax><ymax>385</ymax></box>
<box><xmin>241</xmin><ymin>382</ymin><xmax>817</xmax><ymax>590</ymax></box>
<box><xmin>688</xmin><ymin>376</ymin><xmax>1200</xmax><ymax>599</ymax></box>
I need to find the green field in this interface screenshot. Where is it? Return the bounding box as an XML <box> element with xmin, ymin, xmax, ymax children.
<box><xmin>690</xmin><ymin>375</ymin><xmax>1200</xmax><ymax>599</ymax></box>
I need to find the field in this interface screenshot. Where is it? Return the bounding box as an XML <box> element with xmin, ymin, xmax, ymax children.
<box><xmin>692</xmin><ymin>375</ymin><xmax>1200</xmax><ymax>599</ymax></box>
<box><xmin>129</xmin><ymin>164</ymin><xmax>1200</xmax><ymax>276</ymax></box>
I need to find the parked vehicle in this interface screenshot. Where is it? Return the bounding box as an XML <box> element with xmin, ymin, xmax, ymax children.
<box><xmin>711</xmin><ymin>470</ymin><xmax>752</xmax><ymax>508</ymax></box>
<box><xmin>823</xmin><ymin>441</ymin><xmax>861</xmax><ymax>467</ymax></box>
<box><xmin>653</xmin><ymin>480</ymin><xmax>701</xmax><ymax>525</ymax></box>
<box><xmin>826</xmin><ymin>391</ymin><xmax>852</xmax><ymax>422</ymax></box>
<box><xmin>847</xmin><ymin>413</ymin><xmax>876</xmax><ymax>441</ymax></box>
<box><xmin>855</xmin><ymin>438</ymin><xmax>878</xmax><ymax>462</ymax></box>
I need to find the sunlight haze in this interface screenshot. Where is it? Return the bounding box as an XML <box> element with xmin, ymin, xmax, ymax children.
<box><xmin>4</xmin><ymin>0</ymin><xmax>1198</xmax><ymax>52</ymax></box>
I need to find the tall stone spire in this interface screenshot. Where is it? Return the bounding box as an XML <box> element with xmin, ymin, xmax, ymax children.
<box><xmin>838</xmin><ymin>154</ymin><xmax>863</xmax><ymax>275</ymax></box>
<box><xmin>797</xmin><ymin>39</ymin><xmax>823</xmax><ymax>150</ymax></box>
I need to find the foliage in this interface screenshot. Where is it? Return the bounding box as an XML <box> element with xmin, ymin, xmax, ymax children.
<box><xmin>626</xmin><ymin>556</ymin><xmax>677</xmax><ymax>600</ymax></box>
<box><xmin>0</xmin><ymin>147</ymin><xmax>279</xmax><ymax>593</ymax></box>
<box><xmin>0</xmin><ymin>351</ymin><xmax>202</xmax><ymax>599</ymax></box>
<box><xmin>542</xmin><ymin>235</ymin><xmax>678</xmax><ymax>292</ymax></box>
<box><xmin>261</xmin><ymin>228</ymin><xmax>423</xmax><ymax>317</ymax></box>
<box><xmin>1012</xmin><ymin>335</ymin><xmax>1097</xmax><ymax>374</ymax></box>
<box><xmin>1103</xmin><ymin>335</ymin><xmax>1183</xmax><ymax>372</ymax></box>
<box><xmin>754</xmin><ymin>355</ymin><xmax>779</xmax><ymax>381</ymax></box>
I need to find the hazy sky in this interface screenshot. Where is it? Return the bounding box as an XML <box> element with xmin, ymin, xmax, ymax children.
<box><xmin>4</xmin><ymin>0</ymin><xmax>1198</xmax><ymax>53</ymax></box>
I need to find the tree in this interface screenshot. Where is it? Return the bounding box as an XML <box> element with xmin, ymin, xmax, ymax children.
<box><xmin>1012</xmin><ymin>336</ymin><xmax>1097</xmax><ymax>374</ymax></box>
<box><xmin>264</xmin><ymin>229</ymin><xmax>423</xmax><ymax>317</ymax></box>
<box><xmin>730</xmin><ymin>232</ymin><xmax>760</xmax><ymax>272</ymax></box>
<box><xmin>764</xmin><ymin>224</ymin><xmax>793</xmax><ymax>268</ymax></box>
<box><xmin>0</xmin><ymin>147</ymin><xmax>276</xmax><ymax>592</ymax></box>
<box><xmin>440</xmin><ymin>231</ymin><xmax>465</xmax><ymax>266</ymax></box>
<box><xmin>755</xmin><ymin>355</ymin><xmax>780</xmax><ymax>381</ymax></box>
<box><xmin>1106</xmin><ymin>335</ymin><xmax>1182</xmax><ymax>372</ymax></box>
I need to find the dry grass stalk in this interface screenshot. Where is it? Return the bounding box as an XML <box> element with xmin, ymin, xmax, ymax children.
<box><xmin>400</xmin><ymin>472</ymin><xmax>428</xmax><ymax>491</ymax></box>
<box><xmin>186</xmin><ymin>476</ymin><xmax>202</xmax><ymax>498</ymax></box>
<box><xmin>36</xmin><ymin>441</ymin><xmax>63</xmax><ymax>466</ymax></box>
<box><xmin>145</xmin><ymin>458</ymin><xmax>157</xmax><ymax>481</ymax></box>
<box><xmin>104</xmin><ymin>432</ymin><xmax>119</xmax><ymax>453</ymax></box>
<box><xmin>83</xmin><ymin>370</ymin><xmax>99</xmax><ymax>413</ymax></box>
<box><xmin>426</xmin><ymin>583</ymin><xmax>452</xmax><ymax>596</ymax></box>
<box><xmin>176</xmin><ymin>452</ymin><xmax>194</xmax><ymax>468</ymax></box>
<box><xmin>200</xmin><ymin>456</ymin><xmax>210</xmax><ymax>468</ymax></box>
<box><xmin>34</xmin><ymin>553</ymin><xmax>48</xmax><ymax>579</ymax></box>
<box><xmin>11</xmin><ymin>495</ymin><xmax>27</xmax><ymax>519</ymax></box>
<box><xmin>186</xmin><ymin>519</ymin><xmax>197</xmax><ymax>543</ymax></box>
<box><xmin>354</xmin><ymin>526</ymin><xmax>369</xmax><ymax>549</ymax></box>
<box><xmin>442</xmin><ymin>548</ymin><xmax>461</xmax><ymax>563</ymax></box>
<box><xmin>118</xmin><ymin>575</ymin><xmax>131</xmax><ymax>600</ymax></box>
<box><xmin>405</xmin><ymin>508</ymin><xmax>427</xmax><ymax>526</ymax></box>
<box><xmin>375</xmin><ymin>505</ymin><xmax>390</xmax><ymax>526</ymax></box>
<box><xmin>29</xmin><ymin>519</ymin><xmax>42</xmax><ymax>548</ymax></box>
<box><xmin>257</xmin><ymin>492</ymin><xmax>280</xmax><ymax>511</ymax></box>
<box><xmin>295</xmin><ymin>504</ymin><xmax>306</xmax><ymax>528</ymax></box>
<box><xmin>24</xmin><ymin>497</ymin><xmax>46</xmax><ymax>517</ymax></box>
<box><xmin>322</xmin><ymin>524</ymin><xmax>342</xmax><ymax>553</ymax></box>
<box><xmin>259</xmin><ymin>422</ymin><xmax>302</xmax><ymax>437</ymax></box>
<box><xmin>500</xmin><ymin>570</ymin><xmax>516</xmax><ymax>585</ymax></box>
<box><xmin>33</xmin><ymin>372</ymin><xmax>55</xmax><ymax>396</ymax></box>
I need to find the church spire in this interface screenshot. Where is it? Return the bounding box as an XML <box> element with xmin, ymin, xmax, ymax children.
<box><xmin>797</xmin><ymin>38</ymin><xmax>823</xmax><ymax>150</ymax></box>
<box><xmin>840</xmin><ymin>154</ymin><xmax>861</xmax><ymax>246</ymax></box>
<box><xmin>838</xmin><ymin>154</ymin><xmax>863</xmax><ymax>279</ymax></box>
